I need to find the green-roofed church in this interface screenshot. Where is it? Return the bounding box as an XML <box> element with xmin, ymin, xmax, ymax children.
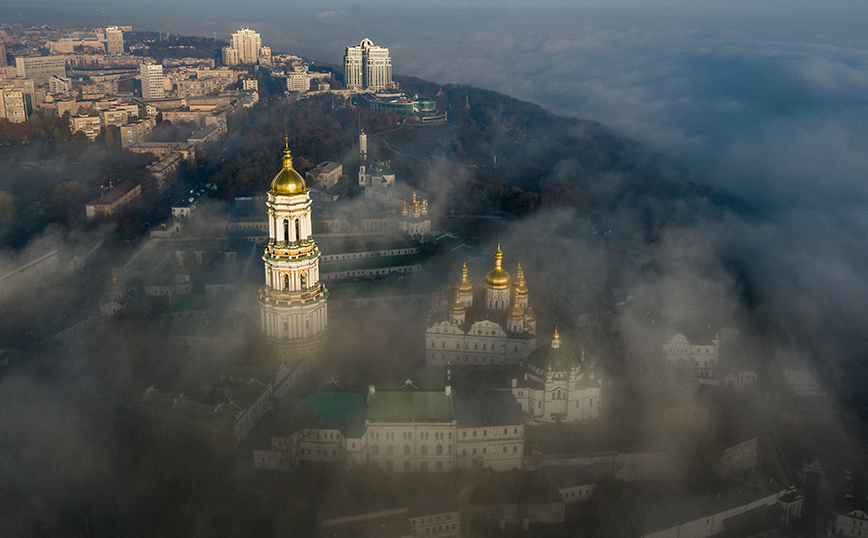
<box><xmin>510</xmin><ymin>324</ymin><xmax>601</xmax><ymax>423</ymax></box>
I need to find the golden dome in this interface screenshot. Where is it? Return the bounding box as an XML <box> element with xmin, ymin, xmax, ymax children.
<box><xmin>485</xmin><ymin>243</ymin><xmax>511</xmax><ymax>290</ymax></box>
<box><xmin>507</xmin><ymin>289</ymin><xmax>524</xmax><ymax>321</ymax></box>
<box><xmin>514</xmin><ymin>263</ymin><xmax>529</xmax><ymax>300</ymax></box>
<box><xmin>451</xmin><ymin>289</ymin><xmax>466</xmax><ymax>316</ymax></box>
<box><xmin>270</xmin><ymin>142</ymin><xmax>307</xmax><ymax>195</ymax></box>
<box><xmin>457</xmin><ymin>263</ymin><xmax>473</xmax><ymax>296</ymax></box>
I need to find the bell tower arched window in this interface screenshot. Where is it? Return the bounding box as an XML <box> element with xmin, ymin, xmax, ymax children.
<box><xmin>283</xmin><ymin>219</ymin><xmax>289</xmax><ymax>244</ymax></box>
<box><xmin>295</xmin><ymin>219</ymin><xmax>301</xmax><ymax>242</ymax></box>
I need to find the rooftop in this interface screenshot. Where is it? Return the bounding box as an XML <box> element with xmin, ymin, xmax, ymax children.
<box><xmin>366</xmin><ymin>390</ymin><xmax>454</xmax><ymax>423</ymax></box>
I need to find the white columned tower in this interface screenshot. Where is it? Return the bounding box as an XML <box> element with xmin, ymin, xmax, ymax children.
<box><xmin>259</xmin><ymin>141</ymin><xmax>329</xmax><ymax>364</ymax></box>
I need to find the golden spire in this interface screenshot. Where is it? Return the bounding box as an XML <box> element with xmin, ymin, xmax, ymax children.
<box><xmin>485</xmin><ymin>242</ymin><xmax>511</xmax><ymax>290</ymax></box>
<box><xmin>507</xmin><ymin>286</ymin><xmax>524</xmax><ymax>321</ymax></box>
<box><xmin>514</xmin><ymin>263</ymin><xmax>529</xmax><ymax>300</ymax></box>
<box><xmin>457</xmin><ymin>262</ymin><xmax>473</xmax><ymax>296</ymax></box>
<box><xmin>551</xmin><ymin>321</ymin><xmax>562</xmax><ymax>348</ymax></box>
<box><xmin>270</xmin><ymin>139</ymin><xmax>307</xmax><ymax>195</ymax></box>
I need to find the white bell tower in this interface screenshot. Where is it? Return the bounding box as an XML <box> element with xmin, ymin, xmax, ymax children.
<box><xmin>258</xmin><ymin>140</ymin><xmax>328</xmax><ymax>364</ymax></box>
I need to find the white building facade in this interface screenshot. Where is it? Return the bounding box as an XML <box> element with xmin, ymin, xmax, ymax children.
<box><xmin>140</xmin><ymin>62</ymin><xmax>165</xmax><ymax>100</ymax></box>
<box><xmin>229</xmin><ymin>28</ymin><xmax>262</xmax><ymax>65</ymax></box>
<box><xmin>344</xmin><ymin>38</ymin><xmax>393</xmax><ymax>91</ymax></box>
<box><xmin>662</xmin><ymin>332</ymin><xmax>720</xmax><ymax>378</ymax></box>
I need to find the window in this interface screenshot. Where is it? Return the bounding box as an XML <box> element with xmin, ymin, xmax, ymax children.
<box><xmin>503</xmin><ymin>446</ymin><xmax>507</xmax><ymax>453</ymax></box>
<box><xmin>473</xmin><ymin>431</ymin><xmax>477</xmax><ymax>437</ymax></box>
<box><xmin>421</xmin><ymin>445</ymin><xmax>428</xmax><ymax>455</ymax></box>
<box><xmin>387</xmin><ymin>445</ymin><xmax>394</xmax><ymax>455</ymax></box>
<box><xmin>513</xmin><ymin>446</ymin><xmax>517</xmax><ymax>452</ymax></box>
<box><xmin>421</xmin><ymin>461</ymin><xmax>428</xmax><ymax>471</ymax></box>
<box><xmin>436</xmin><ymin>461</ymin><xmax>443</xmax><ymax>471</ymax></box>
<box><xmin>472</xmin><ymin>448</ymin><xmax>477</xmax><ymax>455</ymax></box>
<box><xmin>371</xmin><ymin>445</ymin><xmax>379</xmax><ymax>456</ymax></box>
<box><xmin>404</xmin><ymin>445</ymin><xmax>411</xmax><ymax>455</ymax></box>
<box><xmin>462</xmin><ymin>449</ymin><xmax>466</xmax><ymax>456</ymax></box>
<box><xmin>436</xmin><ymin>445</ymin><xmax>443</xmax><ymax>455</ymax></box>
<box><xmin>404</xmin><ymin>461</ymin><xmax>411</xmax><ymax>471</ymax></box>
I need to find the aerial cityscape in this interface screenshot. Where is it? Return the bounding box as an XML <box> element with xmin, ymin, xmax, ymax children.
<box><xmin>0</xmin><ymin>1</ymin><xmax>867</xmax><ymax>537</ymax></box>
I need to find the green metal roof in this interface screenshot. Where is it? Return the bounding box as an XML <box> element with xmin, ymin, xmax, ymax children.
<box><xmin>366</xmin><ymin>391</ymin><xmax>454</xmax><ymax>423</ymax></box>
<box><xmin>527</xmin><ymin>342</ymin><xmax>581</xmax><ymax>374</ymax></box>
<box><xmin>297</xmin><ymin>391</ymin><xmax>367</xmax><ymax>438</ymax></box>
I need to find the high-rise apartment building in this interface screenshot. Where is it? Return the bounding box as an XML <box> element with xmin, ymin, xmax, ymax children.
<box><xmin>140</xmin><ymin>62</ymin><xmax>165</xmax><ymax>100</ymax></box>
<box><xmin>229</xmin><ymin>28</ymin><xmax>262</xmax><ymax>65</ymax></box>
<box><xmin>15</xmin><ymin>56</ymin><xmax>67</xmax><ymax>86</ymax></box>
<box><xmin>344</xmin><ymin>38</ymin><xmax>393</xmax><ymax>92</ymax></box>
<box><xmin>0</xmin><ymin>88</ymin><xmax>27</xmax><ymax>123</ymax></box>
<box><xmin>0</xmin><ymin>39</ymin><xmax>7</xmax><ymax>68</ymax></box>
<box><xmin>105</xmin><ymin>27</ymin><xmax>124</xmax><ymax>55</ymax></box>
<box><xmin>221</xmin><ymin>46</ymin><xmax>239</xmax><ymax>67</ymax></box>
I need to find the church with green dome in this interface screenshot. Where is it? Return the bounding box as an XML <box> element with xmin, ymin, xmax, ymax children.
<box><xmin>510</xmin><ymin>325</ymin><xmax>601</xmax><ymax>423</ymax></box>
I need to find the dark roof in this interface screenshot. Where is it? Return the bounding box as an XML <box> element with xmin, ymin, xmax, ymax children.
<box><xmin>454</xmin><ymin>392</ymin><xmax>524</xmax><ymax>428</ymax></box>
<box><xmin>642</xmin><ymin>477</ymin><xmax>784</xmax><ymax>535</ymax></box>
<box><xmin>467</xmin><ymin>470</ymin><xmax>562</xmax><ymax>505</ymax></box>
<box><xmin>720</xmin><ymin>504</ymin><xmax>784</xmax><ymax>536</ymax></box>
<box><xmin>541</xmin><ymin>465</ymin><xmax>595</xmax><ymax>490</ymax></box>
<box><xmin>87</xmin><ymin>180</ymin><xmax>139</xmax><ymax>206</ymax></box>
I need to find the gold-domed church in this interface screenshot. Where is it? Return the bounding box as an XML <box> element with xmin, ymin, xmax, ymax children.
<box><xmin>425</xmin><ymin>244</ymin><xmax>537</xmax><ymax>367</ymax></box>
<box><xmin>259</xmin><ymin>141</ymin><xmax>329</xmax><ymax>365</ymax></box>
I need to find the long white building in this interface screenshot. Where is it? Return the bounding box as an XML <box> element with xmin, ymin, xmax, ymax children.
<box><xmin>344</xmin><ymin>38</ymin><xmax>393</xmax><ymax>91</ymax></box>
<box><xmin>254</xmin><ymin>385</ymin><xmax>525</xmax><ymax>472</ymax></box>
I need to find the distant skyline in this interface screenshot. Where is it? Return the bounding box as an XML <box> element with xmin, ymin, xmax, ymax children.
<box><xmin>3</xmin><ymin>1</ymin><xmax>868</xmax><ymax>210</ymax></box>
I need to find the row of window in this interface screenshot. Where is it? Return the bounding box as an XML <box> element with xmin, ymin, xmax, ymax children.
<box><xmin>372</xmin><ymin>431</ymin><xmax>452</xmax><ymax>440</ymax></box>
<box><xmin>411</xmin><ymin>522</ymin><xmax>458</xmax><ymax>536</ymax></box>
<box><xmin>371</xmin><ymin>444</ymin><xmax>453</xmax><ymax>456</ymax></box>
<box><xmin>460</xmin><ymin>428</ymin><xmax>520</xmax><ymax>438</ymax></box>
<box><xmin>431</xmin><ymin>341</ymin><xmax>506</xmax><ymax>351</ymax></box>
<box><xmin>460</xmin><ymin>445</ymin><xmax>520</xmax><ymax>457</ymax></box>
<box><xmin>373</xmin><ymin>460</ymin><xmax>448</xmax><ymax>471</ymax></box>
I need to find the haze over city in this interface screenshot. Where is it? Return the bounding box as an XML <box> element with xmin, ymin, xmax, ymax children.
<box><xmin>0</xmin><ymin>0</ymin><xmax>867</xmax><ymax>536</ymax></box>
